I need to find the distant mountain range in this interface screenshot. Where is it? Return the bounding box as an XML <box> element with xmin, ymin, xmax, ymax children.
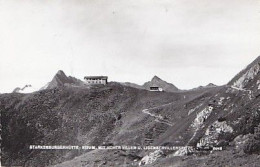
<box><xmin>12</xmin><ymin>70</ymin><xmax>85</xmax><ymax>93</ymax></box>
<box><xmin>121</xmin><ymin>76</ymin><xmax>217</xmax><ymax>92</ymax></box>
<box><xmin>12</xmin><ymin>84</ymin><xmax>37</xmax><ymax>93</ymax></box>
<box><xmin>12</xmin><ymin>70</ymin><xmax>217</xmax><ymax>93</ymax></box>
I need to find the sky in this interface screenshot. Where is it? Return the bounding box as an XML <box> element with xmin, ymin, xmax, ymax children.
<box><xmin>0</xmin><ymin>0</ymin><xmax>260</xmax><ymax>93</ymax></box>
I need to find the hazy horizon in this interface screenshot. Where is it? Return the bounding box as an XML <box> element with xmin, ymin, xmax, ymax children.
<box><xmin>1</xmin><ymin>0</ymin><xmax>260</xmax><ymax>93</ymax></box>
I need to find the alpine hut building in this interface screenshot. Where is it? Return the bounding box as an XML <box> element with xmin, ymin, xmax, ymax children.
<box><xmin>84</xmin><ymin>76</ymin><xmax>108</xmax><ymax>85</ymax></box>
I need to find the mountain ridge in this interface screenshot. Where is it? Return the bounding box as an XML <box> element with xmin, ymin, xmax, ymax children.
<box><xmin>2</xmin><ymin>56</ymin><xmax>260</xmax><ymax>166</ymax></box>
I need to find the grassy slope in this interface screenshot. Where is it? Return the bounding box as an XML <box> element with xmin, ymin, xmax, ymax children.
<box><xmin>1</xmin><ymin>83</ymin><xmax>218</xmax><ymax>167</ymax></box>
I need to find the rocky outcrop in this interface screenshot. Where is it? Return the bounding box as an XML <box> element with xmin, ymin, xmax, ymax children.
<box><xmin>228</xmin><ymin>56</ymin><xmax>260</xmax><ymax>91</ymax></box>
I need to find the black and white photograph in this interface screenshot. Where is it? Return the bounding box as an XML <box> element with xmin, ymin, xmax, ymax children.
<box><xmin>1</xmin><ymin>0</ymin><xmax>260</xmax><ymax>166</ymax></box>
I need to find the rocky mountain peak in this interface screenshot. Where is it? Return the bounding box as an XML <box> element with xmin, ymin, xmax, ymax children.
<box><xmin>44</xmin><ymin>70</ymin><xmax>84</xmax><ymax>89</ymax></box>
<box><xmin>151</xmin><ymin>75</ymin><xmax>161</xmax><ymax>82</ymax></box>
<box><xmin>143</xmin><ymin>75</ymin><xmax>179</xmax><ymax>92</ymax></box>
<box><xmin>56</xmin><ymin>70</ymin><xmax>66</xmax><ymax>77</ymax></box>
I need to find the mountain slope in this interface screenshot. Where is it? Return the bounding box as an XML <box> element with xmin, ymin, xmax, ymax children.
<box><xmin>2</xmin><ymin>56</ymin><xmax>260</xmax><ymax>167</ymax></box>
<box><xmin>148</xmin><ymin>56</ymin><xmax>260</xmax><ymax>166</ymax></box>
<box><xmin>133</xmin><ymin>56</ymin><xmax>260</xmax><ymax>166</ymax></box>
<box><xmin>1</xmin><ymin>81</ymin><xmax>219</xmax><ymax>167</ymax></box>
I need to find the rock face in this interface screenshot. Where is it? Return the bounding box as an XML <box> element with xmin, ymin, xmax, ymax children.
<box><xmin>44</xmin><ymin>70</ymin><xmax>84</xmax><ymax>89</ymax></box>
<box><xmin>143</xmin><ymin>76</ymin><xmax>179</xmax><ymax>92</ymax></box>
<box><xmin>228</xmin><ymin>56</ymin><xmax>260</xmax><ymax>91</ymax></box>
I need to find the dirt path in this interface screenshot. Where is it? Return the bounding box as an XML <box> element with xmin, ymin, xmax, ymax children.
<box><xmin>141</xmin><ymin>103</ymin><xmax>174</xmax><ymax>126</ymax></box>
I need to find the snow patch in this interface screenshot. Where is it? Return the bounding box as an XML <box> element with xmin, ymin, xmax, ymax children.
<box><xmin>211</xmin><ymin>121</ymin><xmax>233</xmax><ymax>133</ymax></box>
<box><xmin>143</xmin><ymin>109</ymin><xmax>163</xmax><ymax>119</ymax></box>
<box><xmin>218</xmin><ymin>97</ymin><xmax>225</xmax><ymax>105</ymax></box>
<box><xmin>192</xmin><ymin>106</ymin><xmax>214</xmax><ymax>129</ymax></box>
<box><xmin>188</xmin><ymin>103</ymin><xmax>203</xmax><ymax>115</ymax></box>
<box><xmin>187</xmin><ymin>106</ymin><xmax>214</xmax><ymax>145</ymax></box>
<box><xmin>257</xmin><ymin>80</ymin><xmax>260</xmax><ymax>89</ymax></box>
<box><xmin>197</xmin><ymin>121</ymin><xmax>233</xmax><ymax>148</ymax></box>
<box><xmin>172</xmin><ymin>146</ymin><xmax>194</xmax><ymax>156</ymax></box>
<box><xmin>139</xmin><ymin>150</ymin><xmax>164</xmax><ymax>166</ymax></box>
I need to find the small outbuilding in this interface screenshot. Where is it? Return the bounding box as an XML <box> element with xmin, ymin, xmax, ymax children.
<box><xmin>150</xmin><ymin>86</ymin><xmax>163</xmax><ymax>92</ymax></box>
